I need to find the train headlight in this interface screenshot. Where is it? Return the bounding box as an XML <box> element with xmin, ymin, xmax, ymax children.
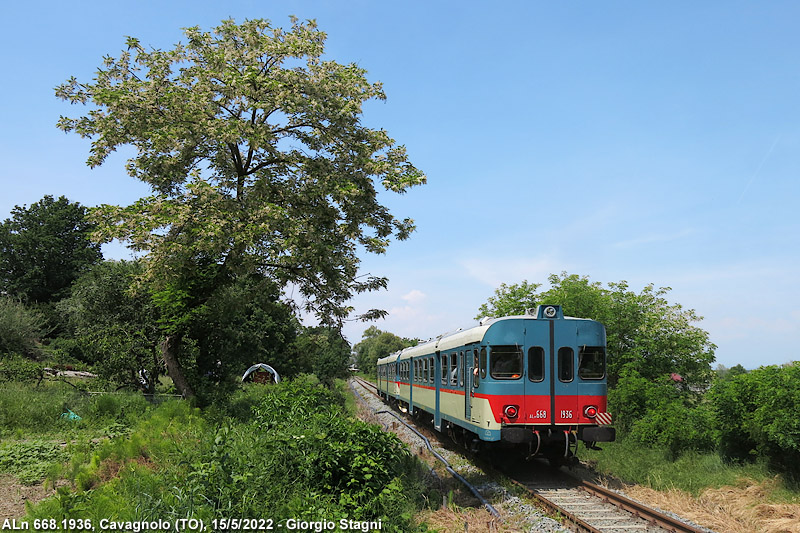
<box><xmin>503</xmin><ymin>405</ymin><xmax>519</xmax><ymax>419</ymax></box>
<box><xmin>544</xmin><ymin>306</ymin><xmax>557</xmax><ymax>318</ymax></box>
<box><xmin>584</xmin><ymin>405</ymin><xmax>598</xmax><ymax>419</ymax></box>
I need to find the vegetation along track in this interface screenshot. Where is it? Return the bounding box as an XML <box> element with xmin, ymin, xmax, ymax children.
<box><xmin>351</xmin><ymin>377</ymin><xmax>712</xmax><ymax>533</ymax></box>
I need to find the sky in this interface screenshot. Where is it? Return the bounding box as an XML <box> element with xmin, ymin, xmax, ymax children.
<box><xmin>1</xmin><ymin>1</ymin><xmax>798</xmax><ymax>369</ymax></box>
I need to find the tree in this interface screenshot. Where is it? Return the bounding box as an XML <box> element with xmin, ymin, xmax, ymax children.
<box><xmin>709</xmin><ymin>363</ymin><xmax>800</xmax><ymax>479</ymax></box>
<box><xmin>475</xmin><ymin>273</ymin><xmax>716</xmax><ymax>387</ymax></box>
<box><xmin>352</xmin><ymin>326</ymin><xmax>417</xmax><ymax>375</ymax></box>
<box><xmin>0</xmin><ymin>195</ymin><xmax>102</xmax><ymax>303</ymax></box>
<box><xmin>291</xmin><ymin>327</ymin><xmax>351</xmax><ymax>385</ymax></box>
<box><xmin>56</xmin><ymin>18</ymin><xmax>425</xmax><ymax>397</ymax></box>
<box><xmin>475</xmin><ymin>281</ymin><xmax>541</xmax><ymax>319</ymax></box>
<box><xmin>0</xmin><ymin>296</ymin><xmax>46</xmax><ymax>358</ymax></box>
<box><xmin>57</xmin><ymin>260</ymin><xmax>162</xmax><ymax>392</ymax></box>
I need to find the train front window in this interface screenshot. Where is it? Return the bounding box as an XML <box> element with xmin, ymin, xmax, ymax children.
<box><xmin>558</xmin><ymin>347</ymin><xmax>574</xmax><ymax>382</ymax></box>
<box><xmin>490</xmin><ymin>345</ymin><xmax>523</xmax><ymax>379</ymax></box>
<box><xmin>528</xmin><ymin>347</ymin><xmax>545</xmax><ymax>382</ymax></box>
<box><xmin>578</xmin><ymin>346</ymin><xmax>605</xmax><ymax>379</ymax></box>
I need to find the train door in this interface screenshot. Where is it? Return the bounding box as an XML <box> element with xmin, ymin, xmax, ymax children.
<box><xmin>523</xmin><ymin>320</ymin><xmax>551</xmax><ymax>424</ymax></box>
<box><xmin>464</xmin><ymin>349</ymin><xmax>478</xmax><ymax>422</ymax></box>
<box><xmin>552</xmin><ymin>320</ymin><xmax>578</xmax><ymax>424</ymax></box>
<box><xmin>434</xmin><ymin>351</ymin><xmax>442</xmax><ymax>431</ymax></box>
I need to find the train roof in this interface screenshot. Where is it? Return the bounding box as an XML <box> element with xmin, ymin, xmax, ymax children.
<box><xmin>377</xmin><ymin>305</ymin><xmax>598</xmax><ymax>365</ymax></box>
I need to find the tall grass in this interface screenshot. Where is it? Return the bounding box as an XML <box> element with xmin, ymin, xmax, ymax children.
<box><xmin>0</xmin><ymin>382</ymin><xmax>153</xmax><ymax>437</ymax></box>
<box><xmin>25</xmin><ymin>378</ymin><xmax>430</xmax><ymax>532</ymax></box>
<box><xmin>582</xmin><ymin>438</ymin><xmax>794</xmax><ymax>499</ymax></box>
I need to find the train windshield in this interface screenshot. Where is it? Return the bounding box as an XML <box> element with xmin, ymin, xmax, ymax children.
<box><xmin>578</xmin><ymin>346</ymin><xmax>606</xmax><ymax>379</ymax></box>
<box><xmin>490</xmin><ymin>345</ymin><xmax>523</xmax><ymax>379</ymax></box>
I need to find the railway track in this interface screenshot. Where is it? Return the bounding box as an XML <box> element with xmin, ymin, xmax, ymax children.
<box><xmin>351</xmin><ymin>376</ymin><xmax>711</xmax><ymax>533</ymax></box>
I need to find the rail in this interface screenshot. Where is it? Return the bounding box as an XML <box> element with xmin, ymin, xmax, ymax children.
<box><xmin>350</xmin><ymin>377</ymin><xmax>502</xmax><ymax>521</ymax></box>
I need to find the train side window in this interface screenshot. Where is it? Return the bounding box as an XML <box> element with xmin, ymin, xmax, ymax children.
<box><xmin>578</xmin><ymin>346</ymin><xmax>606</xmax><ymax>380</ymax></box>
<box><xmin>430</xmin><ymin>357</ymin><xmax>434</xmax><ymax>383</ymax></box>
<box><xmin>459</xmin><ymin>352</ymin><xmax>465</xmax><ymax>387</ymax></box>
<box><xmin>480</xmin><ymin>347</ymin><xmax>487</xmax><ymax>379</ymax></box>
<box><xmin>450</xmin><ymin>353</ymin><xmax>458</xmax><ymax>385</ymax></box>
<box><xmin>558</xmin><ymin>347</ymin><xmax>574</xmax><ymax>382</ymax></box>
<box><xmin>441</xmin><ymin>354</ymin><xmax>448</xmax><ymax>386</ymax></box>
<box><xmin>528</xmin><ymin>347</ymin><xmax>545</xmax><ymax>382</ymax></box>
<box><xmin>473</xmin><ymin>349</ymin><xmax>480</xmax><ymax>387</ymax></box>
<box><xmin>490</xmin><ymin>345</ymin><xmax>523</xmax><ymax>380</ymax></box>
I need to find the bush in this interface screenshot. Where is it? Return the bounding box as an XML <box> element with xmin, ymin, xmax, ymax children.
<box><xmin>0</xmin><ymin>355</ymin><xmax>44</xmax><ymax>383</ymax></box>
<box><xmin>709</xmin><ymin>363</ymin><xmax>800</xmax><ymax>480</ymax></box>
<box><xmin>27</xmin><ymin>377</ymin><xmax>426</xmax><ymax>531</ymax></box>
<box><xmin>0</xmin><ymin>296</ymin><xmax>46</xmax><ymax>357</ymax></box>
<box><xmin>610</xmin><ymin>366</ymin><xmax>714</xmax><ymax>457</ymax></box>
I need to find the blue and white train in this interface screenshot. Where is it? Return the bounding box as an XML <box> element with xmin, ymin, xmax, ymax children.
<box><xmin>376</xmin><ymin>305</ymin><xmax>615</xmax><ymax>458</ymax></box>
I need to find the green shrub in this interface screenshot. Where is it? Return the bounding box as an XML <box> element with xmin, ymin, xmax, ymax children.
<box><xmin>709</xmin><ymin>363</ymin><xmax>800</xmax><ymax>480</ymax></box>
<box><xmin>0</xmin><ymin>296</ymin><xmax>46</xmax><ymax>357</ymax></box>
<box><xmin>27</xmin><ymin>378</ymin><xmax>426</xmax><ymax>532</ymax></box>
<box><xmin>610</xmin><ymin>366</ymin><xmax>714</xmax><ymax>457</ymax></box>
<box><xmin>0</xmin><ymin>355</ymin><xmax>44</xmax><ymax>383</ymax></box>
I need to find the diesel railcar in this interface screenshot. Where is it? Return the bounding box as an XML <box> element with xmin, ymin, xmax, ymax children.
<box><xmin>376</xmin><ymin>305</ymin><xmax>615</xmax><ymax>459</ymax></box>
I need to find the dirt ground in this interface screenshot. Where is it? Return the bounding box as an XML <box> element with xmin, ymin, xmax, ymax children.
<box><xmin>0</xmin><ymin>475</ymin><xmax>57</xmax><ymax>521</ymax></box>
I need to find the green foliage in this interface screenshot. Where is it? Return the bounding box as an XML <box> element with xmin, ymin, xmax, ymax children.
<box><xmin>27</xmin><ymin>378</ymin><xmax>425</xmax><ymax>531</ymax></box>
<box><xmin>476</xmin><ymin>272</ymin><xmax>716</xmax><ymax>388</ymax></box>
<box><xmin>56</xmin><ymin>17</ymin><xmax>425</xmax><ymax>326</ymax></box>
<box><xmin>290</xmin><ymin>327</ymin><xmax>352</xmax><ymax>384</ymax></box>
<box><xmin>352</xmin><ymin>326</ymin><xmax>417</xmax><ymax>375</ymax></box>
<box><xmin>0</xmin><ymin>383</ymin><xmax>151</xmax><ymax>437</ymax></box>
<box><xmin>0</xmin><ymin>354</ymin><xmax>44</xmax><ymax>383</ymax></box>
<box><xmin>581</xmin><ymin>438</ymin><xmax>778</xmax><ymax>496</ymax></box>
<box><xmin>57</xmin><ymin>260</ymin><xmax>162</xmax><ymax>392</ymax></box>
<box><xmin>0</xmin><ymin>296</ymin><xmax>47</xmax><ymax>358</ymax></box>
<box><xmin>709</xmin><ymin>363</ymin><xmax>800</xmax><ymax>479</ymax></box>
<box><xmin>475</xmin><ymin>280</ymin><xmax>542</xmax><ymax>319</ymax></box>
<box><xmin>56</xmin><ymin>18</ymin><xmax>426</xmax><ymax>398</ymax></box>
<box><xmin>0</xmin><ymin>195</ymin><xmax>101</xmax><ymax>304</ymax></box>
<box><xmin>185</xmin><ymin>275</ymin><xmax>299</xmax><ymax>399</ymax></box>
<box><xmin>0</xmin><ymin>440</ymin><xmax>69</xmax><ymax>484</ymax></box>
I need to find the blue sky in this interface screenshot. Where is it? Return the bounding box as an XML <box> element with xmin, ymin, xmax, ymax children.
<box><xmin>1</xmin><ymin>1</ymin><xmax>798</xmax><ymax>369</ymax></box>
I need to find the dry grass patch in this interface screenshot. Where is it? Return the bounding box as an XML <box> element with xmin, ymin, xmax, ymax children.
<box><xmin>416</xmin><ymin>506</ymin><xmax>507</xmax><ymax>532</ymax></box>
<box><xmin>624</xmin><ymin>477</ymin><xmax>800</xmax><ymax>533</ymax></box>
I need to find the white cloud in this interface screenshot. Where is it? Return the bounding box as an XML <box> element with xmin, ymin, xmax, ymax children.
<box><xmin>401</xmin><ymin>289</ymin><xmax>426</xmax><ymax>304</ymax></box>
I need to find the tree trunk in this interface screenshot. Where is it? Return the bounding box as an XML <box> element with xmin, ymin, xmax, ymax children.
<box><xmin>161</xmin><ymin>334</ymin><xmax>195</xmax><ymax>398</ymax></box>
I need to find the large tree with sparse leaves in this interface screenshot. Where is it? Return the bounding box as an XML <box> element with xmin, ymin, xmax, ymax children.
<box><xmin>56</xmin><ymin>18</ymin><xmax>425</xmax><ymax>397</ymax></box>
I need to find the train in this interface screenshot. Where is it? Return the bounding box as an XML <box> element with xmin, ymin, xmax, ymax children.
<box><xmin>376</xmin><ymin>305</ymin><xmax>615</xmax><ymax>461</ymax></box>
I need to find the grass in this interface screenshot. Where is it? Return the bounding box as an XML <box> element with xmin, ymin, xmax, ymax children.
<box><xmin>581</xmin><ymin>438</ymin><xmax>799</xmax><ymax>503</ymax></box>
<box><xmin>0</xmin><ymin>381</ymin><xmax>153</xmax><ymax>439</ymax></box>
<box><xmin>7</xmin><ymin>377</ymin><xmax>430</xmax><ymax>532</ymax></box>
